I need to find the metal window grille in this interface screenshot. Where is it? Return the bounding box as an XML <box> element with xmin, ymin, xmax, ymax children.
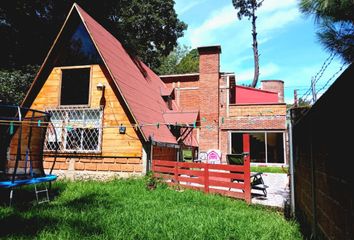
<box><xmin>44</xmin><ymin>107</ymin><xmax>103</xmax><ymax>153</ymax></box>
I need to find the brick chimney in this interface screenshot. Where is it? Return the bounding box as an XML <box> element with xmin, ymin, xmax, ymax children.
<box><xmin>197</xmin><ymin>45</ymin><xmax>221</xmax><ymax>152</ymax></box>
<box><xmin>261</xmin><ymin>80</ymin><xmax>284</xmax><ymax>103</ymax></box>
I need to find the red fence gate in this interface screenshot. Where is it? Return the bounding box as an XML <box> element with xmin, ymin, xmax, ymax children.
<box><xmin>152</xmin><ymin>134</ymin><xmax>251</xmax><ymax>203</ymax></box>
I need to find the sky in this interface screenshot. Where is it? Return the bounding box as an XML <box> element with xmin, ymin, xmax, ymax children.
<box><xmin>174</xmin><ymin>0</ymin><xmax>347</xmax><ymax>103</ymax></box>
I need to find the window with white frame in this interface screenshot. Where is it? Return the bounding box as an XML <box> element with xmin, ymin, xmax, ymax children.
<box><xmin>45</xmin><ymin>107</ymin><xmax>102</xmax><ymax>153</ymax></box>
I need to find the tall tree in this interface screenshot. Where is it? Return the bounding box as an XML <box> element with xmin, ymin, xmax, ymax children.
<box><xmin>0</xmin><ymin>65</ymin><xmax>38</xmax><ymax>104</ymax></box>
<box><xmin>0</xmin><ymin>1</ymin><xmax>186</xmax><ymax>104</ymax></box>
<box><xmin>232</xmin><ymin>0</ymin><xmax>263</xmax><ymax>88</ymax></box>
<box><xmin>0</xmin><ymin>0</ymin><xmax>187</xmax><ymax>70</ymax></box>
<box><xmin>156</xmin><ymin>46</ymin><xmax>199</xmax><ymax>75</ymax></box>
<box><xmin>300</xmin><ymin>0</ymin><xmax>354</xmax><ymax>63</ymax></box>
<box><xmin>156</xmin><ymin>45</ymin><xmax>190</xmax><ymax>75</ymax></box>
<box><xmin>175</xmin><ymin>49</ymin><xmax>199</xmax><ymax>74</ymax></box>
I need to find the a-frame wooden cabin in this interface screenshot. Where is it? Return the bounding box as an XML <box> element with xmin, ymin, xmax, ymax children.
<box><xmin>9</xmin><ymin>3</ymin><xmax>198</xmax><ymax>179</ymax></box>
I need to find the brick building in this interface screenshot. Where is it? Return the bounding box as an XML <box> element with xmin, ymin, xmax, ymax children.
<box><xmin>161</xmin><ymin>46</ymin><xmax>287</xmax><ymax>165</ymax></box>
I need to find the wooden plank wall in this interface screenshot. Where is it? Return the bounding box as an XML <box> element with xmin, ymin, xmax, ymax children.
<box><xmin>152</xmin><ymin>146</ymin><xmax>177</xmax><ymax>161</ymax></box>
<box><xmin>8</xmin><ymin>64</ymin><xmax>143</xmax><ymax>174</ymax></box>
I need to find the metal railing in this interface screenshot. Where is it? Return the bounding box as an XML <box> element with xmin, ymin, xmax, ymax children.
<box><xmin>44</xmin><ymin>106</ymin><xmax>103</xmax><ymax>153</ymax></box>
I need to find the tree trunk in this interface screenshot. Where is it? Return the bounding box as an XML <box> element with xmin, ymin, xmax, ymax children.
<box><xmin>251</xmin><ymin>5</ymin><xmax>259</xmax><ymax>88</ymax></box>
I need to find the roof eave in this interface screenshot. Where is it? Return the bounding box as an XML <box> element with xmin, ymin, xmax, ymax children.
<box><xmin>74</xmin><ymin>4</ymin><xmax>147</xmax><ymax>142</ymax></box>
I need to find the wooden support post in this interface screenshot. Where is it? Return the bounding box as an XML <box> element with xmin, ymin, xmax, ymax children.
<box><xmin>243</xmin><ymin>134</ymin><xmax>251</xmax><ymax>204</ymax></box>
<box><xmin>151</xmin><ymin>159</ymin><xmax>155</xmax><ymax>172</ymax></box>
<box><xmin>204</xmin><ymin>163</ymin><xmax>209</xmax><ymax>193</ymax></box>
<box><xmin>174</xmin><ymin>162</ymin><xmax>179</xmax><ymax>184</ymax></box>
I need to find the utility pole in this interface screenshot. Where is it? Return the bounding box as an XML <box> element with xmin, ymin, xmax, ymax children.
<box><xmin>294</xmin><ymin>89</ymin><xmax>298</xmax><ymax>107</ymax></box>
<box><xmin>311</xmin><ymin>77</ymin><xmax>317</xmax><ymax>103</ymax></box>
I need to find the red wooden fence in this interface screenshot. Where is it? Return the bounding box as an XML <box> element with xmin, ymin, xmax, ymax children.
<box><xmin>152</xmin><ymin>133</ymin><xmax>251</xmax><ymax>203</ymax></box>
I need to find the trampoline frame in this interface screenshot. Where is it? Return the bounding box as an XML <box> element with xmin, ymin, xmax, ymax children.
<box><xmin>0</xmin><ymin>104</ymin><xmax>58</xmax><ymax>205</ymax></box>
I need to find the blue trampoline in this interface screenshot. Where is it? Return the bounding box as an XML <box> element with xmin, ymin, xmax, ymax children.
<box><xmin>0</xmin><ymin>105</ymin><xmax>58</xmax><ymax>205</ymax></box>
<box><xmin>0</xmin><ymin>174</ymin><xmax>57</xmax><ymax>188</ymax></box>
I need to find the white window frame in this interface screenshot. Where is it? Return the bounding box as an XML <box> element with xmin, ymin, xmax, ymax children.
<box><xmin>45</xmin><ymin>107</ymin><xmax>103</xmax><ymax>153</ymax></box>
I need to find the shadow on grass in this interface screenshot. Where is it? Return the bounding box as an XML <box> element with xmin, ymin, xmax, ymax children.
<box><xmin>0</xmin><ymin>182</ymin><xmax>67</xmax><ymax>209</ymax></box>
<box><xmin>0</xmin><ymin>213</ymin><xmax>105</xmax><ymax>238</ymax></box>
<box><xmin>0</xmin><ymin>190</ymin><xmax>111</xmax><ymax>238</ymax></box>
<box><xmin>60</xmin><ymin>192</ymin><xmax>120</xmax><ymax>212</ymax></box>
<box><xmin>0</xmin><ymin>214</ymin><xmax>59</xmax><ymax>237</ymax></box>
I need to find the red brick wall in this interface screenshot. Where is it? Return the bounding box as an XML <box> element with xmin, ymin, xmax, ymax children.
<box><xmin>261</xmin><ymin>80</ymin><xmax>284</xmax><ymax>103</ymax></box>
<box><xmin>223</xmin><ymin>104</ymin><xmax>286</xmax><ymax>130</ymax></box>
<box><xmin>162</xmin><ymin>75</ymin><xmax>199</xmax><ymax>84</ymax></box>
<box><xmin>219</xmin><ymin>75</ymin><xmax>229</xmax><ymax>161</ymax></box>
<box><xmin>221</xmin><ymin>116</ymin><xmax>286</xmax><ymax>130</ymax></box>
<box><xmin>159</xmin><ymin>47</ymin><xmax>286</xmax><ymax>161</ymax></box>
<box><xmin>219</xmin><ymin>130</ymin><xmax>228</xmax><ymax>163</ymax></box>
<box><xmin>178</xmin><ymin>89</ymin><xmax>200</xmax><ymax>111</ymax></box>
<box><xmin>228</xmin><ymin>104</ymin><xmax>286</xmax><ymax>117</ymax></box>
<box><xmin>43</xmin><ymin>156</ymin><xmax>143</xmax><ymax>173</ymax></box>
<box><xmin>161</xmin><ymin>76</ymin><xmax>200</xmax><ymax>111</ymax></box>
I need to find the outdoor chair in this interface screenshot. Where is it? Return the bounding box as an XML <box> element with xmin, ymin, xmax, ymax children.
<box><xmin>250</xmin><ymin>172</ymin><xmax>268</xmax><ymax>197</ymax></box>
<box><xmin>226</xmin><ymin>154</ymin><xmax>269</xmax><ymax>197</ymax></box>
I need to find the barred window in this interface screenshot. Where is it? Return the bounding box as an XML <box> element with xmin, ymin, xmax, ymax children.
<box><xmin>45</xmin><ymin>107</ymin><xmax>102</xmax><ymax>153</ymax></box>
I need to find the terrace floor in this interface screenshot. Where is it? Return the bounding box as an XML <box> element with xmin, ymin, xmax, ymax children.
<box><xmin>251</xmin><ymin>173</ymin><xmax>289</xmax><ymax>208</ymax></box>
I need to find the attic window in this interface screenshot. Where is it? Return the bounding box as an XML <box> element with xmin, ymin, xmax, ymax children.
<box><xmin>60</xmin><ymin>68</ymin><xmax>90</xmax><ymax>105</ymax></box>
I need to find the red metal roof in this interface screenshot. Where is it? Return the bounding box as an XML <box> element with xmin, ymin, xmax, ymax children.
<box><xmin>75</xmin><ymin>5</ymin><xmax>178</xmax><ymax>144</ymax></box>
<box><xmin>160</xmin><ymin>87</ymin><xmax>174</xmax><ymax>97</ymax></box>
<box><xmin>163</xmin><ymin>111</ymin><xmax>199</xmax><ymax>147</ymax></box>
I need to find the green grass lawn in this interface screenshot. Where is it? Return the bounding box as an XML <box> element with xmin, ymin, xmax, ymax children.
<box><xmin>0</xmin><ymin>179</ymin><xmax>302</xmax><ymax>240</ymax></box>
<box><xmin>251</xmin><ymin>166</ymin><xmax>289</xmax><ymax>174</ymax></box>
